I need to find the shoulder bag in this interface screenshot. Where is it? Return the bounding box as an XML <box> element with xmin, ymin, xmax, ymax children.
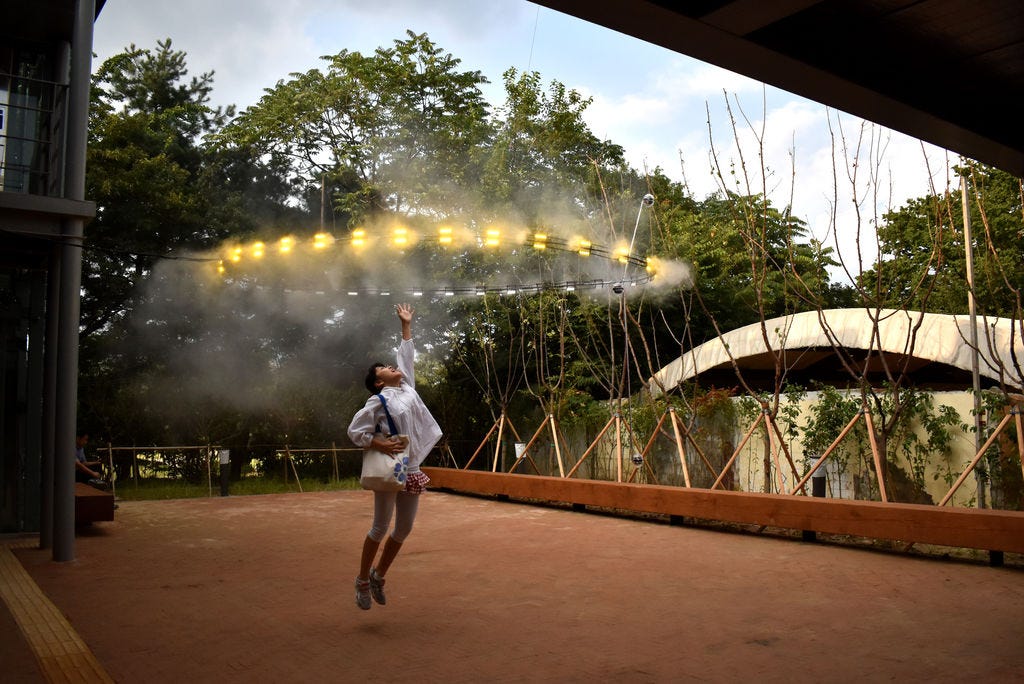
<box><xmin>359</xmin><ymin>394</ymin><xmax>409</xmax><ymax>491</ymax></box>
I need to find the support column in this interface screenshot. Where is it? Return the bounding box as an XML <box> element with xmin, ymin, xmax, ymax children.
<box><xmin>53</xmin><ymin>0</ymin><xmax>95</xmax><ymax>562</ymax></box>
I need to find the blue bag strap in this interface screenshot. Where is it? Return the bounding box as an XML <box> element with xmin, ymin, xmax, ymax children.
<box><xmin>375</xmin><ymin>393</ymin><xmax>400</xmax><ymax>436</ymax></box>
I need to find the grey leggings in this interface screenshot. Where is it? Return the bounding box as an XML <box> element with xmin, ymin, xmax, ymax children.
<box><xmin>367</xmin><ymin>489</ymin><xmax>421</xmax><ymax>543</ymax></box>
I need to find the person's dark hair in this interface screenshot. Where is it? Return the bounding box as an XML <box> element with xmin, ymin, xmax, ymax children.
<box><xmin>364</xmin><ymin>363</ymin><xmax>385</xmax><ymax>394</ymax></box>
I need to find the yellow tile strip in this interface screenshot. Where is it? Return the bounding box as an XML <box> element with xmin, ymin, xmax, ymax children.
<box><xmin>0</xmin><ymin>540</ymin><xmax>113</xmax><ymax>683</ymax></box>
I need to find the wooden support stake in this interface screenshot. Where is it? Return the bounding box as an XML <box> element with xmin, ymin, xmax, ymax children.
<box><xmin>864</xmin><ymin>409</ymin><xmax>888</xmax><ymax>503</ymax></box>
<box><xmin>615</xmin><ymin>414</ymin><xmax>624</xmax><ymax>483</ymax></box>
<box><xmin>493</xmin><ymin>413</ymin><xmax>507</xmax><ymax>472</ymax></box>
<box><xmin>106</xmin><ymin>443</ymin><xmax>116</xmax><ymax>498</ymax></box>
<box><xmin>1016</xmin><ymin>410</ymin><xmax>1024</xmax><ymax>484</ymax></box>
<box><xmin>768</xmin><ymin>415</ymin><xmax>805</xmax><ymax>495</ymax></box>
<box><xmin>285</xmin><ymin>445</ymin><xmax>303</xmax><ymax>492</ymax></box>
<box><xmin>509</xmin><ymin>416</ymin><xmax>548</xmax><ymax>475</ymax></box>
<box><xmin>636</xmin><ymin>411</ymin><xmax>671</xmax><ymax>485</ymax></box>
<box><xmin>668</xmin><ymin>409</ymin><xmax>692</xmax><ymax>488</ymax></box>
<box><xmin>763</xmin><ymin>410</ymin><xmax>786</xmax><ymax>494</ymax></box>
<box><xmin>712</xmin><ymin>412</ymin><xmax>764</xmax><ymax>490</ymax></box>
<box><xmin>464</xmin><ymin>416</ymin><xmax>501</xmax><ymax>470</ymax></box>
<box><xmin>567</xmin><ymin>415</ymin><xmax>617</xmax><ymax>478</ymax></box>
<box><xmin>939</xmin><ymin>411</ymin><xmax>1014</xmax><ymax>506</ymax></box>
<box><xmin>790</xmin><ymin>409</ymin><xmax>863</xmax><ymax>495</ymax></box>
<box><xmin>549</xmin><ymin>415</ymin><xmax>566</xmax><ymax>477</ymax></box>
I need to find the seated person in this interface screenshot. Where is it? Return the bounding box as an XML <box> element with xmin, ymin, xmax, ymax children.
<box><xmin>74</xmin><ymin>432</ymin><xmax>109</xmax><ymax>490</ymax></box>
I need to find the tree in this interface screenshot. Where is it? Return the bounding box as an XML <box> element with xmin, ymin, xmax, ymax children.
<box><xmin>216</xmin><ymin>31</ymin><xmax>492</xmax><ymax>224</ymax></box>
<box><xmin>480</xmin><ymin>67</ymin><xmax>625</xmax><ymax>221</ymax></box>
<box><xmin>80</xmin><ymin>40</ymin><xmax>305</xmax><ymax>444</ymax></box>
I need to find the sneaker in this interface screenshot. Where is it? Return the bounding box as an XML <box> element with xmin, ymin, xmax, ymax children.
<box><xmin>354</xmin><ymin>577</ymin><xmax>371</xmax><ymax>610</ymax></box>
<box><xmin>369</xmin><ymin>568</ymin><xmax>386</xmax><ymax>606</ymax></box>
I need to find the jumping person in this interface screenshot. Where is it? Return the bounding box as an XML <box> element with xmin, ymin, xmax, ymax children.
<box><xmin>347</xmin><ymin>303</ymin><xmax>442</xmax><ymax>610</ymax></box>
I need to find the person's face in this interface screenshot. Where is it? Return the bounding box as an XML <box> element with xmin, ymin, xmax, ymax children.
<box><xmin>375</xmin><ymin>364</ymin><xmax>402</xmax><ymax>387</ymax></box>
<box><xmin>76</xmin><ymin>435</ymin><xmax>89</xmax><ymax>448</ymax></box>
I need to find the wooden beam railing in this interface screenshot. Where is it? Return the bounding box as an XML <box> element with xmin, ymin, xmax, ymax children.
<box><xmin>422</xmin><ymin>467</ymin><xmax>1024</xmax><ymax>555</ymax></box>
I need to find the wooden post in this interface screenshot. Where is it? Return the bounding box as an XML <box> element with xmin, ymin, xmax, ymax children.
<box><xmin>549</xmin><ymin>415</ymin><xmax>566</xmax><ymax>477</ymax></box>
<box><xmin>615</xmin><ymin>413</ymin><xmax>623</xmax><ymax>483</ymax></box>
<box><xmin>1016</xmin><ymin>410</ymin><xmax>1024</xmax><ymax>483</ymax></box>
<box><xmin>493</xmin><ymin>413</ymin><xmax>507</xmax><ymax>472</ymax></box>
<box><xmin>863</xmin><ymin>409</ymin><xmax>888</xmax><ymax>502</ymax></box>
<box><xmin>764</xmin><ymin>409</ymin><xmax>786</xmax><ymax>494</ymax></box>
<box><xmin>331</xmin><ymin>442</ymin><xmax>339</xmax><ymax>482</ymax></box>
<box><xmin>668</xmin><ymin>408</ymin><xmax>692</xmax><ymax>488</ymax></box>
<box><xmin>106</xmin><ymin>442</ymin><xmax>116</xmax><ymax>498</ymax></box>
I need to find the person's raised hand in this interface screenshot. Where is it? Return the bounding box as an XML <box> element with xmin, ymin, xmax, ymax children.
<box><xmin>395</xmin><ymin>303</ymin><xmax>414</xmax><ymax>323</ymax></box>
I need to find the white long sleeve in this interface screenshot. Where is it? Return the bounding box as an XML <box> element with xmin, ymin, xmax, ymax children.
<box><xmin>347</xmin><ymin>338</ymin><xmax>442</xmax><ymax>468</ymax></box>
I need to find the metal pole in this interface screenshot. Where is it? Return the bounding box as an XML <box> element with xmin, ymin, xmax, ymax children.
<box><xmin>54</xmin><ymin>0</ymin><xmax>96</xmax><ymax>562</ymax></box>
<box><xmin>961</xmin><ymin>174</ymin><xmax>986</xmax><ymax>508</ymax></box>
<box><xmin>39</xmin><ymin>247</ymin><xmax>60</xmax><ymax>550</ymax></box>
<box><xmin>219</xmin><ymin>449</ymin><xmax>230</xmax><ymax>496</ymax></box>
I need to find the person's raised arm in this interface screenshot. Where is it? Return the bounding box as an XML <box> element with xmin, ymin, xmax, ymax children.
<box><xmin>396</xmin><ymin>303</ymin><xmax>413</xmax><ymax>340</ymax></box>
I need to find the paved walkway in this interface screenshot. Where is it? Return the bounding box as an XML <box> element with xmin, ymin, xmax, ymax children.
<box><xmin>3</xmin><ymin>490</ymin><xmax>1024</xmax><ymax>682</ymax></box>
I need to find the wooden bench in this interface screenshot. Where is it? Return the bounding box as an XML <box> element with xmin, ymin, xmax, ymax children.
<box><xmin>422</xmin><ymin>468</ymin><xmax>1024</xmax><ymax>555</ymax></box>
<box><xmin>74</xmin><ymin>482</ymin><xmax>115</xmax><ymax>525</ymax></box>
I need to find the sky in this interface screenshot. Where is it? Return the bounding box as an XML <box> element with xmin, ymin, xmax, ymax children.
<box><xmin>92</xmin><ymin>0</ymin><xmax>957</xmax><ymax>278</ymax></box>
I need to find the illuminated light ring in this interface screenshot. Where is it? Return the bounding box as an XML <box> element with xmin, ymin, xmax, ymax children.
<box><xmin>216</xmin><ymin>230</ymin><xmax>657</xmax><ymax>297</ymax></box>
<box><xmin>322</xmin><ymin>274</ymin><xmax>656</xmax><ymax>297</ymax></box>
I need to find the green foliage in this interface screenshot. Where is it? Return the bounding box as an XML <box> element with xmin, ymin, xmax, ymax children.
<box><xmin>81</xmin><ymin>39</ymin><xmax>315</xmax><ymax>446</ymax></box>
<box><xmin>480</xmin><ymin>68</ymin><xmax>625</xmax><ymax>219</ymax></box>
<box><xmin>800</xmin><ymin>385</ymin><xmax>864</xmax><ymax>494</ymax></box>
<box><xmin>216</xmin><ymin>31</ymin><xmax>492</xmax><ymax>224</ymax></box>
<box><xmin>797</xmin><ymin>384</ymin><xmax>966</xmax><ymax>502</ymax></box>
<box><xmin>664</xmin><ymin>192</ymin><xmax>846</xmax><ymax>345</ymax></box>
<box><xmin>862</xmin><ymin>162</ymin><xmax>1023</xmax><ymax>317</ymax></box>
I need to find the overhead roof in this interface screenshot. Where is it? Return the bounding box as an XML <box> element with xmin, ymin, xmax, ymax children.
<box><xmin>649</xmin><ymin>309</ymin><xmax>1024</xmax><ymax>393</ymax></box>
<box><xmin>534</xmin><ymin>0</ymin><xmax>1024</xmax><ymax>177</ymax></box>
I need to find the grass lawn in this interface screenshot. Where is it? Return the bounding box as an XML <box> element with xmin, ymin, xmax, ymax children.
<box><xmin>113</xmin><ymin>477</ymin><xmax>362</xmax><ymax>501</ymax></box>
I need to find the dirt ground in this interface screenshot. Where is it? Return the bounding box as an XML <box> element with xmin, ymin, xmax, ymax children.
<box><xmin>8</xmin><ymin>490</ymin><xmax>1024</xmax><ymax>682</ymax></box>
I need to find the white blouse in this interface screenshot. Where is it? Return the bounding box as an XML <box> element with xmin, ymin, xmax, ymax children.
<box><xmin>347</xmin><ymin>338</ymin><xmax>443</xmax><ymax>469</ymax></box>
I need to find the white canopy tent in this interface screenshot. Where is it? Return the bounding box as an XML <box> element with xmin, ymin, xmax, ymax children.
<box><xmin>649</xmin><ymin>309</ymin><xmax>1024</xmax><ymax>394</ymax></box>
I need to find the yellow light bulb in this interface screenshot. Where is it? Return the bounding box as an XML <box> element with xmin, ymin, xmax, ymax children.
<box><xmin>278</xmin><ymin>237</ymin><xmax>294</xmax><ymax>254</ymax></box>
<box><xmin>351</xmin><ymin>228</ymin><xmax>366</xmax><ymax>248</ymax></box>
<box><xmin>312</xmin><ymin>233</ymin><xmax>333</xmax><ymax>250</ymax></box>
<box><xmin>252</xmin><ymin>242</ymin><xmax>265</xmax><ymax>258</ymax></box>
